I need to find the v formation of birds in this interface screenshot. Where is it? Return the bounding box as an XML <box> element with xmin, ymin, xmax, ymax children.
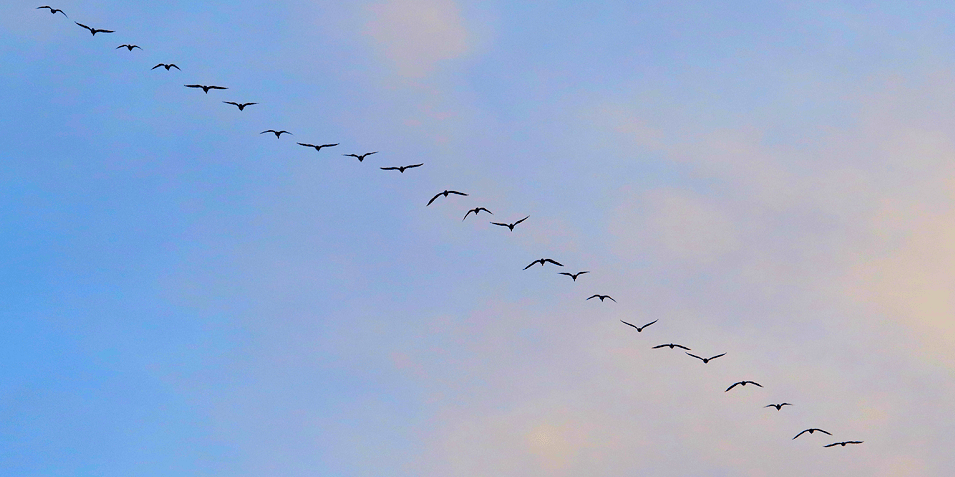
<box><xmin>37</xmin><ymin>6</ymin><xmax>864</xmax><ymax>455</ymax></box>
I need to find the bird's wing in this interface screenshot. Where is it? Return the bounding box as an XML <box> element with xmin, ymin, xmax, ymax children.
<box><xmin>245</xmin><ymin>103</ymin><xmax>257</xmax><ymax>106</ymax></box>
<box><xmin>343</xmin><ymin>154</ymin><xmax>359</xmax><ymax>158</ymax></box>
<box><xmin>620</xmin><ymin>320</ymin><xmax>639</xmax><ymax>330</ymax></box>
<box><xmin>224</xmin><ymin>101</ymin><xmax>238</xmax><ymax>106</ymax></box>
<box><xmin>819</xmin><ymin>429</ymin><xmax>832</xmax><ymax>435</ymax></box>
<box><xmin>793</xmin><ymin>430</ymin><xmax>808</xmax><ymax>439</ymax></box>
<box><xmin>490</xmin><ymin>222</ymin><xmax>509</xmax><ymax>227</ymax></box>
<box><xmin>261</xmin><ymin>130</ymin><xmax>274</xmax><ymax>134</ymax></box>
<box><xmin>751</xmin><ymin>382</ymin><xmax>763</xmax><ymax>387</ymax></box>
<box><xmin>448</xmin><ymin>191</ymin><xmax>468</xmax><ymax>196</ymax></box>
<box><xmin>381</xmin><ymin>167</ymin><xmax>398</xmax><ymax>171</ymax></box>
<box><xmin>642</xmin><ymin>319</ymin><xmax>658</xmax><ymax>328</ymax></box>
<box><xmin>320</xmin><ymin>144</ymin><xmax>338</xmax><ymax>148</ymax></box>
<box><xmin>427</xmin><ymin>193</ymin><xmax>442</xmax><ymax>206</ymax></box>
<box><xmin>75</xmin><ymin>22</ymin><xmax>91</xmax><ymax>30</ymax></box>
<box><xmin>848</xmin><ymin>441</ymin><xmax>863</xmax><ymax>444</ymax></box>
<box><xmin>185</xmin><ymin>84</ymin><xmax>202</xmax><ymax>88</ymax></box>
<box><xmin>764</xmin><ymin>404</ymin><xmax>775</xmax><ymax>408</ymax></box>
<box><xmin>709</xmin><ymin>353</ymin><xmax>726</xmax><ymax>360</ymax></box>
<box><xmin>151</xmin><ymin>64</ymin><xmax>162</xmax><ymax>69</ymax></box>
<box><xmin>297</xmin><ymin>143</ymin><xmax>315</xmax><ymax>147</ymax></box>
<box><xmin>607</xmin><ymin>296</ymin><xmax>617</xmax><ymax>302</ymax></box>
<box><xmin>675</xmin><ymin>344</ymin><xmax>690</xmax><ymax>350</ymax></box>
<box><xmin>116</xmin><ymin>45</ymin><xmax>125</xmax><ymax>49</ymax></box>
<box><xmin>462</xmin><ymin>210</ymin><xmax>475</xmax><ymax>220</ymax></box>
<box><xmin>586</xmin><ymin>295</ymin><xmax>599</xmax><ymax>300</ymax></box>
<box><xmin>171</xmin><ymin>64</ymin><xmax>180</xmax><ymax>70</ymax></box>
<box><xmin>544</xmin><ymin>259</ymin><xmax>563</xmax><ymax>266</ymax></box>
<box><xmin>366</xmin><ymin>151</ymin><xmax>378</xmax><ymax>156</ymax></box>
<box><xmin>38</xmin><ymin>6</ymin><xmax>52</xmax><ymax>10</ymax></box>
<box><xmin>725</xmin><ymin>382</ymin><xmax>740</xmax><ymax>392</ymax></box>
<box><xmin>514</xmin><ymin>215</ymin><xmax>529</xmax><ymax>225</ymax></box>
<box><xmin>686</xmin><ymin>352</ymin><xmax>704</xmax><ymax>360</ymax></box>
<box><xmin>652</xmin><ymin>344</ymin><xmax>667</xmax><ymax>349</ymax></box>
<box><xmin>208</xmin><ymin>86</ymin><xmax>226</xmax><ymax>89</ymax></box>
<box><xmin>578</xmin><ymin>271</ymin><xmax>590</xmax><ymax>275</ymax></box>
<box><xmin>558</xmin><ymin>272</ymin><xmax>572</xmax><ymax>277</ymax></box>
<box><xmin>823</xmin><ymin>443</ymin><xmax>839</xmax><ymax>448</ymax></box>
<box><xmin>97</xmin><ymin>29</ymin><xmax>115</xmax><ymax>33</ymax></box>
<box><xmin>407</xmin><ymin>163</ymin><xmax>423</xmax><ymax>168</ymax></box>
<box><xmin>132</xmin><ymin>45</ymin><xmax>140</xmax><ymax>49</ymax></box>
<box><xmin>480</xmin><ymin>208</ymin><xmax>492</xmax><ymax>214</ymax></box>
<box><xmin>524</xmin><ymin>261</ymin><xmax>540</xmax><ymax>270</ymax></box>
<box><xmin>781</xmin><ymin>403</ymin><xmax>792</xmax><ymax>406</ymax></box>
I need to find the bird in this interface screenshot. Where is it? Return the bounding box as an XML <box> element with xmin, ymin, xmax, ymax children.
<box><xmin>652</xmin><ymin>343</ymin><xmax>691</xmax><ymax>350</ymax></box>
<box><xmin>793</xmin><ymin>429</ymin><xmax>832</xmax><ymax>439</ymax></box>
<box><xmin>620</xmin><ymin>319</ymin><xmax>657</xmax><ymax>332</ymax></box>
<box><xmin>765</xmin><ymin>403</ymin><xmax>793</xmax><ymax>411</ymax></box>
<box><xmin>463</xmin><ymin>207</ymin><xmax>493</xmax><ymax>221</ymax></box>
<box><xmin>427</xmin><ymin>190</ymin><xmax>468</xmax><ymax>206</ymax></box>
<box><xmin>491</xmin><ymin>216</ymin><xmax>529</xmax><ymax>231</ymax></box>
<box><xmin>558</xmin><ymin>271</ymin><xmax>589</xmax><ymax>281</ymax></box>
<box><xmin>725</xmin><ymin>381</ymin><xmax>763</xmax><ymax>392</ymax></box>
<box><xmin>184</xmin><ymin>84</ymin><xmax>227</xmax><ymax>94</ymax></box>
<box><xmin>686</xmin><ymin>352</ymin><xmax>726</xmax><ymax>364</ymax></box>
<box><xmin>381</xmin><ymin>164</ymin><xmax>423</xmax><ymax>173</ymax></box>
<box><xmin>116</xmin><ymin>44</ymin><xmax>141</xmax><ymax>51</ymax></box>
<box><xmin>587</xmin><ymin>294</ymin><xmax>616</xmax><ymax>302</ymax></box>
<box><xmin>37</xmin><ymin>6</ymin><xmax>67</xmax><ymax>17</ymax></box>
<box><xmin>261</xmin><ymin>130</ymin><xmax>292</xmax><ymax>138</ymax></box>
<box><xmin>223</xmin><ymin>101</ymin><xmax>257</xmax><ymax>111</ymax></box>
<box><xmin>297</xmin><ymin>142</ymin><xmax>338</xmax><ymax>152</ymax></box>
<box><xmin>824</xmin><ymin>441</ymin><xmax>863</xmax><ymax>448</ymax></box>
<box><xmin>152</xmin><ymin>63</ymin><xmax>179</xmax><ymax>70</ymax></box>
<box><xmin>524</xmin><ymin>258</ymin><xmax>563</xmax><ymax>270</ymax></box>
<box><xmin>343</xmin><ymin>152</ymin><xmax>378</xmax><ymax>162</ymax></box>
<box><xmin>75</xmin><ymin>22</ymin><xmax>113</xmax><ymax>36</ymax></box>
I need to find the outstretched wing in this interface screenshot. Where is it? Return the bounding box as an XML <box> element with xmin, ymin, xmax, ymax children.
<box><xmin>320</xmin><ymin>144</ymin><xmax>338</xmax><ymax>148</ymax></box>
<box><xmin>749</xmin><ymin>381</ymin><xmax>763</xmax><ymax>387</ymax></box>
<box><xmin>674</xmin><ymin>344</ymin><xmax>690</xmax><ymax>350</ymax></box>
<box><xmin>523</xmin><ymin>260</ymin><xmax>540</xmax><ymax>270</ymax></box>
<box><xmin>514</xmin><ymin>215</ymin><xmax>530</xmax><ymax>225</ymax></box>
<box><xmin>823</xmin><ymin>442</ymin><xmax>841</xmax><ymax>448</ymax></box>
<box><xmin>184</xmin><ymin>84</ymin><xmax>203</xmax><ymax>89</ymax></box>
<box><xmin>559</xmin><ymin>272</ymin><xmax>573</xmax><ymax>277</ymax></box>
<box><xmin>818</xmin><ymin>429</ymin><xmax>832</xmax><ymax>436</ymax></box>
<box><xmin>405</xmin><ymin>163</ymin><xmax>424</xmax><ymax>169</ymax></box>
<box><xmin>381</xmin><ymin>166</ymin><xmax>399</xmax><ymax>171</ymax></box>
<box><xmin>478</xmin><ymin>208</ymin><xmax>492</xmax><ymax>214</ymax></box>
<box><xmin>847</xmin><ymin>441</ymin><xmax>863</xmax><ymax>445</ymax></box>
<box><xmin>208</xmin><ymin>86</ymin><xmax>227</xmax><ymax>90</ymax></box>
<box><xmin>297</xmin><ymin>142</ymin><xmax>316</xmax><ymax>148</ymax></box>
<box><xmin>151</xmin><ymin>64</ymin><xmax>163</xmax><ymax>69</ymax></box>
<box><xmin>223</xmin><ymin>101</ymin><xmax>239</xmax><ymax>106</ymax></box>
<box><xmin>652</xmin><ymin>344</ymin><xmax>669</xmax><ymax>349</ymax></box>
<box><xmin>343</xmin><ymin>154</ymin><xmax>360</xmax><ymax>158</ymax></box>
<box><xmin>75</xmin><ymin>22</ymin><xmax>92</xmax><ymax>31</ymax></box>
<box><xmin>543</xmin><ymin>259</ymin><xmax>563</xmax><ymax>266</ymax></box>
<box><xmin>427</xmin><ymin>192</ymin><xmax>443</xmax><ymax>206</ymax></box>
<box><xmin>606</xmin><ymin>295</ymin><xmax>616</xmax><ymax>302</ymax></box>
<box><xmin>170</xmin><ymin>64</ymin><xmax>180</xmax><ymax>70</ymax></box>
<box><xmin>725</xmin><ymin>382</ymin><xmax>741</xmax><ymax>392</ymax></box>
<box><xmin>709</xmin><ymin>353</ymin><xmax>726</xmax><ymax>360</ymax></box>
<box><xmin>686</xmin><ymin>352</ymin><xmax>704</xmax><ymax>361</ymax></box>
<box><xmin>448</xmin><ymin>190</ymin><xmax>468</xmax><ymax>197</ymax></box>
<box><xmin>490</xmin><ymin>222</ymin><xmax>509</xmax><ymax>227</ymax></box>
<box><xmin>586</xmin><ymin>295</ymin><xmax>600</xmax><ymax>300</ymax></box>
<box><xmin>640</xmin><ymin>320</ymin><xmax>658</xmax><ymax>329</ymax></box>
<box><xmin>620</xmin><ymin>320</ymin><xmax>639</xmax><ymax>330</ymax></box>
<box><xmin>463</xmin><ymin>209</ymin><xmax>476</xmax><ymax>221</ymax></box>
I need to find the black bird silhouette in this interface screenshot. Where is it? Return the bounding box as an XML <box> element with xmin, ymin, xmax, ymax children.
<box><xmin>686</xmin><ymin>352</ymin><xmax>726</xmax><ymax>363</ymax></box>
<box><xmin>620</xmin><ymin>319</ymin><xmax>657</xmax><ymax>332</ymax></box>
<box><xmin>343</xmin><ymin>152</ymin><xmax>378</xmax><ymax>162</ymax></box>
<box><xmin>223</xmin><ymin>101</ymin><xmax>256</xmax><ymax>111</ymax></box>
<box><xmin>824</xmin><ymin>441</ymin><xmax>863</xmax><ymax>448</ymax></box>
<box><xmin>587</xmin><ymin>294</ymin><xmax>616</xmax><ymax>302</ymax></box>
<box><xmin>793</xmin><ymin>429</ymin><xmax>831</xmax><ymax>439</ymax></box>
<box><xmin>725</xmin><ymin>381</ymin><xmax>762</xmax><ymax>392</ymax></box>
<box><xmin>381</xmin><ymin>164</ymin><xmax>423</xmax><ymax>173</ymax></box>
<box><xmin>261</xmin><ymin>130</ymin><xmax>292</xmax><ymax>138</ymax></box>
<box><xmin>185</xmin><ymin>84</ymin><xmax>227</xmax><ymax>93</ymax></box>
<box><xmin>652</xmin><ymin>343</ymin><xmax>691</xmax><ymax>350</ymax></box>
<box><xmin>491</xmin><ymin>216</ymin><xmax>529</xmax><ymax>231</ymax></box>
<box><xmin>75</xmin><ymin>22</ymin><xmax>113</xmax><ymax>35</ymax></box>
<box><xmin>523</xmin><ymin>258</ymin><xmax>563</xmax><ymax>270</ymax></box>
<box><xmin>298</xmin><ymin>142</ymin><xmax>338</xmax><ymax>151</ymax></box>
<box><xmin>152</xmin><ymin>63</ymin><xmax>180</xmax><ymax>70</ymax></box>
<box><xmin>427</xmin><ymin>190</ymin><xmax>467</xmax><ymax>206</ymax></box>
<box><xmin>37</xmin><ymin>6</ymin><xmax>67</xmax><ymax>17</ymax></box>
<box><xmin>558</xmin><ymin>271</ymin><xmax>589</xmax><ymax>281</ymax></box>
<box><xmin>117</xmin><ymin>44</ymin><xmax>141</xmax><ymax>51</ymax></box>
<box><xmin>765</xmin><ymin>403</ymin><xmax>792</xmax><ymax>411</ymax></box>
<box><xmin>463</xmin><ymin>207</ymin><xmax>492</xmax><ymax>220</ymax></box>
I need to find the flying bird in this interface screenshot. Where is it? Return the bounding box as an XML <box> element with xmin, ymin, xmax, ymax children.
<box><xmin>793</xmin><ymin>429</ymin><xmax>832</xmax><ymax>439</ymax></box>
<box><xmin>491</xmin><ymin>216</ymin><xmax>529</xmax><ymax>231</ymax></box>
<box><xmin>824</xmin><ymin>441</ymin><xmax>863</xmax><ymax>448</ymax></box>
<box><xmin>587</xmin><ymin>294</ymin><xmax>616</xmax><ymax>302</ymax></box>
<box><xmin>558</xmin><ymin>271</ymin><xmax>589</xmax><ymax>281</ymax></box>
<box><xmin>152</xmin><ymin>63</ymin><xmax>179</xmax><ymax>70</ymax></box>
<box><xmin>184</xmin><ymin>84</ymin><xmax>227</xmax><ymax>93</ymax></box>
<box><xmin>37</xmin><ymin>6</ymin><xmax>67</xmax><ymax>17</ymax></box>
<box><xmin>75</xmin><ymin>22</ymin><xmax>113</xmax><ymax>35</ymax></box>
<box><xmin>765</xmin><ymin>403</ymin><xmax>793</xmax><ymax>411</ymax></box>
<box><xmin>686</xmin><ymin>352</ymin><xmax>726</xmax><ymax>364</ymax></box>
<box><xmin>725</xmin><ymin>381</ymin><xmax>763</xmax><ymax>392</ymax></box>
<box><xmin>523</xmin><ymin>258</ymin><xmax>563</xmax><ymax>270</ymax></box>
<box><xmin>381</xmin><ymin>164</ymin><xmax>423</xmax><ymax>173</ymax></box>
<box><xmin>223</xmin><ymin>101</ymin><xmax>257</xmax><ymax>111</ymax></box>
<box><xmin>463</xmin><ymin>207</ymin><xmax>492</xmax><ymax>221</ymax></box>
<box><xmin>427</xmin><ymin>190</ymin><xmax>467</xmax><ymax>206</ymax></box>
<box><xmin>261</xmin><ymin>130</ymin><xmax>292</xmax><ymax>138</ymax></box>
<box><xmin>620</xmin><ymin>319</ymin><xmax>657</xmax><ymax>332</ymax></box>
<box><xmin>298</xmin><ymin>142</ymin><xmax>338</xmax><ymax>151</ymax></box>
<box><xmin>652</xmin><ymin>343</ymin><xmax>691</xmax><ymax>350</ymax></box>
<box><xmin>117</xmin><ymin>44</ymin><xmax>141</xmax><ymax>51</ymax></box>
<box><xmin>343</xmin><ymin>152</ymin><xmax>378</xmax><ymax>162</ymax></box>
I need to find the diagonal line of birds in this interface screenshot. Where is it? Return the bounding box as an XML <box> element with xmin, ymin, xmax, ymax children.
<box><xmin>34</xmin><ymin>5</ymin><xmax>865</xmax><ymax>453</ymax></box>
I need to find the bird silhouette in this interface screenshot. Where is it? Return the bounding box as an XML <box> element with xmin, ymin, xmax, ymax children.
<box><xmin>686</xmin><ymin>352</ymin><xmax>726</xmax><ymax>364</ymax></box>
<box><xmin>223</xmin><ymin>101</ymin><xmax>256</xmax><ymax>111</ymax></box>
<box><xmin>117</xmin><ymin>44</ymin><xmax>141</xmax><ymax>51</ymax></box>
<box><xmin>587</xmin><ymin>294</ymin><xmax>616</xmax><ymax>302</ymax></box>
<box><xmin>152</xmin><ymin>63</ymin><xmax>179</xmax><ymax>70</ymax></box>
<box><xmin>261</xmin><ymin>130</ymin><xmax>292</xmax><ymax>138</ymax></box>
<box><xmin>381</xmin><ymin>164</ymin><xmax>423</xmax><ymax>173</ymax></box>
<box><xmin>793</xmin><ymin>429</ymin><xmax>831</xmax><ymax>439</ymax></box>
<box><xmin>463</xmin><ymin>208</ymin><xmax>492</xmax><ymax>221</ymax></box>
<box><xmin>38</xmin><ymin>6</ymin><xmax>67</xmax><ymax>16</ymax></box>
<box><xmin>558</xmin><ymin>271</ymin><xmax>589</xmax><ymax>281</ymax></box>
<box><xmin>523</xmin><ymin>258</ymin><xmax>563</xmax><ymax>270</ymax></box>
<box><xmin>824</xmin><ymin>441</ymin><xmax>863</xmax><ymax>448</ymax></box>
<box><xmin>491</xmin><ymin>216</ymin><xmax>529</xmax><ymax>231</ymax></box>
<box><xmin>427</xmin><ymin>190</ymin><xmax>467</xmax><ymax>206</ymax></box>
<box><xmin>652</xmin><ymin>343</ymin><xmax>691</xmax><ymax>350</ymax></box>
<box><xmin>620</xmin><ymin>319</ymin><xmax>657</xmax><ymax>332</ymax></box>
<box><xmin>765</xmin><ymin>403</ymin><xmax>792</xmax><ymax>411</ymax></box>
<box><xmin>343</xmin><ymin>152</ymin><xmax>378</xmax><ymax>162</ymax></box>
<box><xmin>298</xmin><ymin>142</ymin><xmax>338</xmax><ymax>151</ymax></box>
<box><xmin>75</xmin><ymin>22</ymin><xmax>113</xmax><ymax>35</ymax></box>
<box><xmin>725</xmin><ymin>381</ymin><xmax>762</xmax><ymax>392</ymax></box>
<box><xmin>184</xmin><ymin>84</ymin><xmax>227</xmax><ymax>93</ymax></box>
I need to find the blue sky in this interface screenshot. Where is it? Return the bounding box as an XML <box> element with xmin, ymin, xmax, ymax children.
<box><xmin>3</xmin><ymin>1</ymin><xmax>955</xmax><ymax>475</ymax></box>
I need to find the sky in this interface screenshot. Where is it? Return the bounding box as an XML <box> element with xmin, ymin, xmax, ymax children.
<box><xmin>2</xmin><ymin>0</ymin><xmax>955</xmax><ymax>475</ymax></box>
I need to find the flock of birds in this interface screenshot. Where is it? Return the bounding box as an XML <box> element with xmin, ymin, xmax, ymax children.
<box><xmin>36</xmin><ymin>5</ymin><xmax>865</xmax><ymax>451</ymax></box>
